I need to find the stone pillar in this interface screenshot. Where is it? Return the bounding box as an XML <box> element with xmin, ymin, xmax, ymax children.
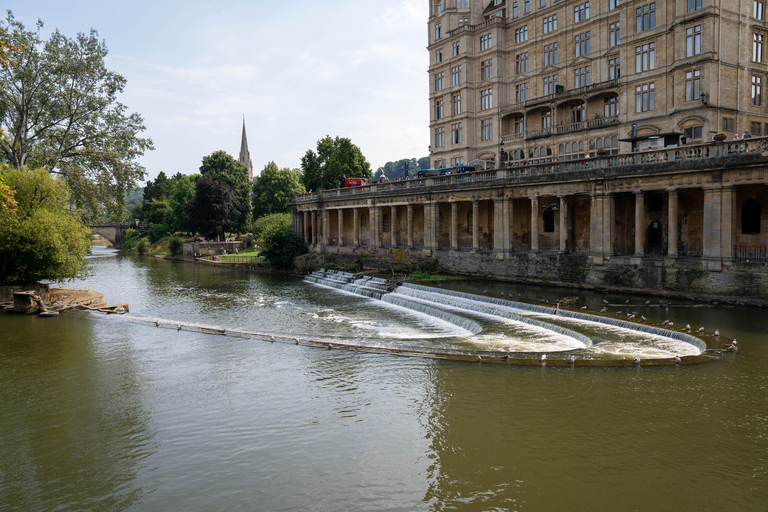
<box><xmin>604</xmin><ymin>193</ymin><xmax>615</xmax><ymax>256</ymax></box>
<box><xmin>337</xmin><ymin>209</ymin><xmax>344</xmax><ymax>247</ymax></box>
<box><xmin>311</xmin><ymin>210</ymin><xmax>318</xmax><ymax>245</ymax></box>
<box><xmin>303</xmin><ymin>211</ymin><xmax>310</xmax><ymax>243</ymax></box>
<box><xmin>407</xmin><ymin>204</ymin><xmax>414</xmax><ymax>248</ymax></box>
<box><xmin>721</xmin><ymin>186</ymin><xmax>735</xmax><ymax>260</ymax></box>
<box><xmin>472</xmin><ymin>200</ymin><xmax>480</xmax><ymax>251</ymax></box>
<box><xmin>451</xmin><ymin>201</ymin><xmax>459</xmax><ymax>250</ymax></box>
<box><xmin>503</xmin><ymin>197</ymin><xmax>513</xmax><ymax>255</ymax></box>
<box><xmin>530</xmin><ymin>196</ymin><xmax>539</xmax><ymax>252</ymax></box>
<box><xmin>703</xmin><ymin>187</ymin><xmax>722</xmax><ymax>259</ymax></box>
<box><xmin>667</xmin><ymin>190</ymin><xmax>678</xmax><ymax>256</ymax></box>
<box><xmin>634</xmin><ymin>191</ymin><xmax>645</xmax><ymax>256</ymax></box>
<box><xmin>493</xmin><ymin>198</ymin><xmax>504</xmax><ymax>256</ymax></box>
<box><xmin>368</xmin><ymin>207</ymin><xmax>374</xmax><ymax>246</ymax></box>
<box><xmin>391</xmin><ymin>205</ymin><xmax>398</xmax><ymax>247</ymax></box>
<box><xmin>424</xmin><ymin>202</ymin><xmax>434</xmax><ymax>250</ymax></box>
<box><xmin>559</xmin><ymin>196</ymin><xmax>568</xmax><ymax>252</ymax></box>
<box><xmin>322</xmin><ymin>209</ymin><xmax>330</xmax><ymax>247</ymax></box>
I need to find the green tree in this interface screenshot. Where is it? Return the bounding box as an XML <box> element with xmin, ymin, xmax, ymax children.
<box><xmin>0</xmin><ymin>12</ymin><xmax>153</xmax><ymax>217</ymax></box>
<box><xmin>300</xmin><ymin>135</ymin><xmax>371</xmax><ymax>191</ymax></box>
<box><xmin>257</xmin><ymin>213</ymin><xmax>307</xmax><ymax>268</ymax></box>
<box><xmin>199</xmin><ymin>151</ymin><xmax>251</xmax><ymax>229</ymax></box>
<box><xmin>0</xmin><ymin>167</ymin><xmax>91</xmax><ymax>284</ymax></box>
<box><xmin>167</xmin><ymin>173</ymin><xmax>197</xmax><ymax>232</ymax></box>
<box><xmin>185</xmin><ymin>176</ymin><xmax>241</xmax><ymax>239</ymax></box>
<box><xmin>252</xmin><ymin>162</ymin><xmax>305</xmax><ymax>219</ymax></box>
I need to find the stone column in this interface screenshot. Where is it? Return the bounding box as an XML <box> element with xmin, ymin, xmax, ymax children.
<box><xmin>451</xmin><ymin>201</ymin><xmax>459</xmax><ymax>250</ymax></box>
<box><xmin>503</xmin><ymin>197</ymin><xmax>513</xmax><ymax>255</ymax></box>
<box><xmin>322</xmin><ymin>209</ymin><xmax>330</xmax><ymax>247</ymax></box>
<box><xmin>604</xmin><ymin>193</ymin><xmax>615</xmax><ymax>256</ymax></box>
<box><xmin>530</xmin><ymin>196</ymin><xmax>539</xmax><ymax>252</ymax></box>
<box><xmin>493</xmin><ymin>198</ymin><xmax>504</xmax><ymax>256</ymax></box>
<box><xmin>368</xmin><ymin>207</ymin><xmax>374</xmax><ymax>246</ymax></box>
<box><xmin>353</xmin><ymin>208</ymin><xmax>359</xmax><ymax>246</ymax></box>
<box><xmin>303</xmin><ymin>211</ymin><xmax>310</xmax><ymax>243</ymax></box>
<box><xmin>472</xmin><ymin>200</ymin><xmax>480</xmax><ymax>251</ymax></box>
<box><xmin>721</xmin><ymin>186</ymin><xmax>735</xmax><ymax>260</ymax></box>
<box><xmin>559</xmin><ymin>196</ymin><xmax>568</xmax><ymax>252</ymax></box>
<box><xmin>634</xmin><ymin>191</ymin><xmax>645</xmax><ymax>256</ymax></box>
<box><xmin>337</xmin><ymin>209</ymin><xmax>344</xmax><ymax>246</ymax></box>
<box><xmin>311</xmin><ymin>210</ymin><xmax>318</xmax><ymax>245</ymax></box>
<box><xmin>667</xmin><ymin>190</ymin><xmax>678</xmax><ymax>256</ymax></box>
<box><xmin>407</xmin><ymin>204</ymin><xmax>414</xmax><ymax>248</ymax></box>
<box><xmin>425</xmin><ymin>202</ymin><xmax>438</xmax><ymax>251</ymax></box>
<box><xmin>391</xmin><ymin>205</ymin><xmax>398</xmax><ymax>247</ymax></box>
<box><xmin>703</xmin><ymin>187</ymin><xmax>722</xmax><ymax>259</ymax></box>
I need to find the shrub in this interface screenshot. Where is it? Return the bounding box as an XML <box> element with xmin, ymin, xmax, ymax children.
<box><xmin>147</xmin><ymin>223</ymin><xmax>169</xmax><ymax>243</ymax></box>
<box><xmin>125</xmin><ymin>228</ymin><xmax>138</xmax><ymax>240</ymax></box>
<box><xmin>323</xmin><ymin>262</ymin><xmax>337</xmax><ymax>271</ymax></box>
<box><xmin>168</xmin><ymin>236</ymin><xmax>183</xmax><ymax>256</ymax></box>
<box><xmin>259</xmin><ymin>215</ymin><xmax>307</xmax><ymax>268</ymax></box>
<box><xmin>136</xmin><ymin>240</ymin><xmax>147</xmax><ymax>254</ymax></box>
<box><xmin>252</xmin><ymin>212</ymin><xmax>291</xmax><ymax>239</ymax></box>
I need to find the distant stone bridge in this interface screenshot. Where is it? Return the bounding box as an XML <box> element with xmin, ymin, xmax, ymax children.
<box><xmin>89</xmin><ymin>223</ymin><xmax>133</xmax><ymax>246</ymax></box>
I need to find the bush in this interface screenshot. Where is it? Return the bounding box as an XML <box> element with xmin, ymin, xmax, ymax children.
<box><xmin>125</xmin><ymin>228</ymin><xmax>138</xmax><ymax>240</ymax></box>
<box><xmin>259</xmin><ymin>215</ymin><xmax>307</xmax><ymax>268</ymax></box>
<box><xmin>136</xmin><ymin>240</ymin><xmax>147</xmax><ymax>254</ymax></box>
<box><xmin>252</xmin><ymin>212</ymin><xmax>291</xmax><ymax>239</ymax></box>
<box><xmin>168</xmin><ymin>236</ymin><xmax>183</xmax><ymax>256</ymax></box>
<box><xmin>323</xmin><ymin>262</ymin><xmax>337</xmax><ymax>271</ymax></box>
<box><xmin>147</xmin><ymin>223</ymin><xmax>169</xmax><ymax>243</ymax></box>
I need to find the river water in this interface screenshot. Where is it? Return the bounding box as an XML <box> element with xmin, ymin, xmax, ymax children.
<box><xmin>1</xmin><ymin>247</ymin><xmax>766</xmax><ymax>511</ymax></box>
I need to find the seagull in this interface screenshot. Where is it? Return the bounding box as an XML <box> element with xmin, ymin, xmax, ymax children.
<box><xmin>645</xmin><ymin>300</ymin><xmax>651</xmax><ymax>305</ymax></box>
<box><xmin>155</xmin><ymin>321</ymin><xmax>160</xmax><ymax>327</ymax></box>
<box><xmin>726</xmin><ymin>340</ymin><xmax>739</xmax><ymax>352</ymax></box>
<box><xmin>698</xmin><ymin>326</ymin><xmax>705</xmax><ymax>333</ymax></box>
<box><xmin>477</xmin><ymin>356</ymin><xmax>483</xmax><ymax>363</ymax></box>
<box><xmin>662</xmin><ymin>319</ymin><xmax>669</xmax><ymax>326</ymax></box>
<box><xmin>483</xmin><ymin>289</ymin><xmax>487</xmax><ymax>293</ymax></box>
<box><xmin>625</xmin><ymin>299</ymin><xmax>630</xmax><ymax>304</ymax></box>
<box><xmin>569</xmin><ymin>355</ymin><xmax>576</xmax><ymax>364</ymax></box>
<box><xmin>501</xmin><ymin>353</ymin><xmax>510</xmax><ymax>360</ymax></box>
<box><xmin>600</xmin><ymin>307</ymin><xmax>607</xmax><ymax>313</ymax></box>
<box><xmin>668</xmin><ymin>322</ymin><xmax>674</xmax><ymax>327</ymax></box>
<box><xmin>541</xmin><ymin>354</ymin><xmax>547</xmax><ymax>363</ymax></box>
<box><xmin>581</xmin><ymin>305</ymin><xmax>588</xmax><ymax>310</ymax></box>
<box><xmin>295</xmin><ymin>338</ymin><xmax>300</xmax><ymax>345</ymax></box>
<box><xmin>617</xmin><ymin>311</ymin><xmax>623</xmax><ymax>315</ymax></box>
<box><xmin>501</xmin><ymin>292</ymin><xmax>504</xmax><ymax>296</ymax></box>
<box><xmin>628</xmin><ymin>314</ymin><xmax>636</xmax><ymax>320</ymax></box>
<box><xmin>685</xmin><ymin>324</ymin><xmax>691</xmax><ymax>331</ymax></box>
<box><xmin>675</xmin><ymin>355</ymin><xmax>682</xmax><ymax>364</ymax></box>
<box><xmin>714</xmin><ymin>329</ymin><xmax>720</xmax><ymax>336</ymax></box>
<box><xmin>328</xmin><ymin>343</ymin><xmax>334</xmax><ymax>350</ymax></box>
<box><xmin>641</xmin><ymin>315</ymin><xmax>647</xmax><ymax>322</ymax></box>
<box><xmin>634</xmin><ymin>357</ymin><xmax>641</xmax><ymax>365</ymax></box>
<box><xmin>603</xmin><ymin>299</ymin><xmax>610</xmax><ymax>304</ymax></box>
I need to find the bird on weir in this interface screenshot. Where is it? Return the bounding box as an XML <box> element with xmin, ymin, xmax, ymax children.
<box><xmin>581</xmin><ymin>305</ymin><xmax>588</xmax><ymax>310</ymax></box>
<box><xmin>674</xmin><ymin>355</ymin><xmax>682</xmax><ymax>364</ymax></box>
<box><xmin>600</xmin><ymin>307</ymin><xmax>607</xmax><ymax>313</ymax></box>
<box><xmin>698</xmin><ymin>326</ymin><xmax>705</xmax><ymax>333</ymax></box>
<box><xmin>634</xmin><ymin>357</ymin><xmax>641</xmax><ymax>365</ymax></box>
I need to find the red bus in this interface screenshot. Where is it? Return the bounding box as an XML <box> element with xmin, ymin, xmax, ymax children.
<box><xmin>345</xmin><ymin>178</ymin><xmax>368</xmax><ymax>187</ymax></box>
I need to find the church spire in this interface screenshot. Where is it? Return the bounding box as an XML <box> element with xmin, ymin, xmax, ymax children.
<box><xmin>239</xmin><ymin>117</ymin><xmax>253</xmax><ymax>182</ymax></box>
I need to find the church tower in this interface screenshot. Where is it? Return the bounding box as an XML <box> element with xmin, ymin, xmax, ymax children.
<box><xmin>239</xmin><ymin>118</ymin><xmax>254</xmax><ymax>182</ymax></box>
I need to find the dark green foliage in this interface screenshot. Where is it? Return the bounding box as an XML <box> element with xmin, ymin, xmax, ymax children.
<box><xmin>252</xmin><ymin>162</ymin><xmax>305</xmax><ymax>219</ymax></box>
<box><xmin>300</xmin><ymin>136</ymin><xmax>371</xmax><ymax>191</ymax></box>
<box><xmin>147</xmin><ymin>223</ymin><xmax>168</xmax><ymax>243</ymax></box>
<box><xmin>252</xmin><ymin>212</ymin><xmax>290</xmax><ymax>239</ymax></box>
<box><xmin>125</xmin><ymin>228</ymin><xmax>138</xmax><ymax>240</ymax></box>
<box><xmin>258</xmin><ymin>214</ymin><xmax>307</xmax><ymax>268</ymax></box>
<box><xmin>168</xmin><ymin>236</ymin><xmax>183</xmax><ymax>256</ymax></box>
<box><xmin>377</xmin><ymin>157</ymin><xmax>429</xmax><ymax>181</ymax></box>
<box><xmin>199</xmin><ymin>151</ymin><xmax>251</xmax><ymax>229</ymax></box>
<box><xmin>136</xmin><ymin>240</ymin><xmax>147</xmax><ymax>254</ymax></box>
<box><xmin>186</xmin><ymin>177</ymin><xmax>241</xmax><ymax>239</ymax></box>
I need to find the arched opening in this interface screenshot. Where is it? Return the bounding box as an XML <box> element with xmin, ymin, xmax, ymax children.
<box><xmin>742</xmin><ymin>199</ymin><xmax>761</xmax><ymax>234</ymax></box>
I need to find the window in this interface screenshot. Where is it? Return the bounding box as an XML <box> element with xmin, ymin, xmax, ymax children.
<box><xmin>514</xmin><ymin>115</ymin><xmax>525</xmax><ymax>133</ymax></box>
<box><xmin>752</xmin><ymin>75</ymin><xmax>763</xmax><ymax>106</ymax></box>
<box><xmin>481</xmin><ymin>59</ymin><xmax>493</xmax><ymax>80</ymax></box>
<box><xmin>480</xmin><ymin>33</ymin><xmax>492</xmax><ymax>50</ymax></box>
<box><xmin>542</xmin><ymin>109</ymin><xmax>552</xmax><ymax>128</ymax></box>
<box><xmin>609</xmin><ymin>56</ymin><xmax>621</xmax><ymax>79</ymax></box>
<box><xmin>543</xmin><ymin>15</ymin><xmax>557</xmax><ymax>34</ymax></box>
<box><xmin>635</xmin><ymin>82</ymin><xmax>656</xmax><ymax>112</ymax></box>
<box><xmin>636</xmin><ymin>3</ymin><xmax>656</xmax><ymax>33</ymax></box>
<box><xmin>544</xmin><ymin>43</ymin><xmax>558</xmax><ymax>66</ymax></box>
<box><xmin>685</xmin><ymin>69</ymin><xmax>701</xmax><ymax>102</ymax></box>
<box><xmin>751</xmin><ymin>121</ymin><xmax>763</xmax><ymax>135</ymax></box>
<box><xmin>516</xmin><ymin>52</ymin><xmax>529</xmax><ymax>74</ymax></box>
<box><xmin>609</xmin><ymin>21</ymin><xmax>620</xmax><ymax>47</ymax></box>
<box><xmin>451</xmin><ymin>65</ymin><xmax>462</xmax><ymax>86</ymax></box>
<box><xmin>543</xmin><ymin>210</ymin><xmax>555</xmax><ymax>232</ymax></box>
<box><xmin>435</xmin><ymin>98</ymin><xmax>444</xmax><ymax>119</ymax></box>
<box><xmin>571</xmin><ymin>102</ymin><xmax>586</xmax><ymax>123</ymax></box>
<box><xmin>684</xmin><ymin>125</ymin><xmax>702</xmax><ymax>140</ymax></box>
<box><xmin>458</xmin><ymin>17</ymin><xmax>469</xmax><ymax>26</ymax></box>
<box><xmin>458</xmin><ymin>0</ymin><xmax>469</xmax><ymax>7</ymax></box>
<box><xmin>543</xmin><ymin>75</ymin><xmax>558</xmax><ymax>95</ymax></box>
<box><xmin>754</xmin><ymin>33</ymin><xmax>764</xmax><ymax>62</ymax></box>
<box><xmin>435</xmin><ymin>49</ymin><xmax>443</xmax><ymax>63</ymax></box>
<box><xmin>574</xmin><ymin>2</ymin><xmax>590</xmax><ymax>22</ymax></box>
<box><xmin>604</xmin><ymin>95</ymin><xmax>619</xmax><ymax>117</ymax></box>
<box><xmin>451</xmin><ymin>156</ymin><xmax>464</xmax><ymax>166</ymax></box>
<box><xmin>575</xmin><ymin>32</ymin><xmax>591</xmax><ymax>57</ymax></box>
<box><xmin>437</xmin><ymin>0</ymin><xmax>443</xmax><ymax>14</ymax></box>
<box><xmin>635</xmin><ymin>42</ymin><xmax>656</xmax><ymax>72</ymax></box>
<box><xmin>516</xmin><ymin>26</ymin><xmax>529</xmax><ymax>43</ymax></box>
<box><xmin>451</xmin><ymin>123</ymin><xmax>462</xmax><ymax>144</ymax></box>
<box><xmin>481</xmin><ymin>118</ymin><xmax>493</xmax><ymax>141</ymax></box>
<box><xmin>742</xmin><ymin>200</ymin><xmax>761</xmax><ymax>234</ymax></box>
<box><xmin>435</xmin><ymin>72</ymin><xmax>445</xmax><ymax>91</ymax></box>
<box><xmin>453</xmin><ymin>41</ymin><xmax>460</xmax><ymax>56</ymax></box>
<box><xmin>435</xmin><ymin>23</ymin><xmax>442</xmax><ymax>40</ymax></box>
<box><xmin>513</xmin><ymin>1</ymin><xmax>519</xmax><ymax>17</ymax></box>
<box><xmin>686</xmin><ymin>25</ymin><xmax>701</xmax><ymax>57</ymax></box>
<box><xmin>687</xmin><ymin>0</ymin><xmax>702</xmax><ymax>12</ymax></box>
<box><xmin>575</xmin><ymin>66</ymin><xmax>591</xmax><ymax>88</ymax></box>
<box><xmin>540</xmin><ymin>0</ymin><xmax>546</xmax><ymax>7</ymax></box>
<box><xmin>723</xmin><ymin>118</ymin><xmax>734</xmax><ymax>132</ymax></box>
<box><xmin>435</xmin><ymin>127</ymin><xmax>445</xmax><ymax>147</ymax></box>
<box><xmin>525</xmin><ymin>0</ymin><xmax>530</xmax><ymax>14</ymax></box>
<box><xmin>610</xmin><ymin>0</ymin><xmax>621</xmax><ymax>9</ymax></box>
<box><xmin>516</xmin><ymin>82</ymin><xmax>529</xmax><ymax>102</ymax></box>
<box><xmin>453</xmin><ymin>94</ymin><xmax>462</xmax><ymax>114</ymax></box>
<box><xmin>756</xmin><ymin>0</ymin><xmax>765</xmax><ymax>20</ymax></box>
<box><xmin>481</xmin><ymin>88</ymin><xmax>493</xmax><ymax>110</ymax></box>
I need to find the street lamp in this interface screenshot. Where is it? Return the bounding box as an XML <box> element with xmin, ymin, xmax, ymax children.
<box><xmin>499</xmin><ymin>139</ymin><xmax>506</xmax><ymax>167</ymax></box>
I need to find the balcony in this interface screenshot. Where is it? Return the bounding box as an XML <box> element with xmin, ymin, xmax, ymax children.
<box><xmin>524</xmin><ymin>79</ymin><xmax>619</xmax><ymax>109</ymax></box>
<box><xmin>445</xmin><ymin>16</ymin><xmax>504</xmax><ymax>38</ymax></box>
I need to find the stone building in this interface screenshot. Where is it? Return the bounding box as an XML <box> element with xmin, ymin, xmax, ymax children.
<box><xmin>427</xmin><ymin>0</ymin><xmax>768</xmax><ymax>168</ymax></box>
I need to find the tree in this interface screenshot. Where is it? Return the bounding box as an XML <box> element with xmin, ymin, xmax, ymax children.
<box><xmin>251</xmin><ymin>162</ymin><xmax>305</xmax><ymax>219</ymax></box>
<box><xmin>167</xmin><ymin>173</ymin><xmax>197</xmax><ymax>232</ymax></box>
<box><xmin>257</xmin><ymin>213</ymin><xmax>307</xmax><ymax>268</ymax></box>
<box><xmin>199</xmin><ymin>150</ymin><xmax>251</xmax><ymax>229</ymax></box>
<box><xmin>0</xmin><ymin>167</ymin><xmax>91</xmax><ymax>284</ymax></box>
<box><xmin>185</xmin><ymin>176</ymin><xmax>241</xmax><ymax>239</ymax></box>
<box><xmin>300</xmin><ymin>135</ymin><xmax>371</xmax><ymax>191</ymax></box>
<box><xmin>0</xmin><ymin>12</ymin><xmax>153</xmax><ymax>217</ymax></box>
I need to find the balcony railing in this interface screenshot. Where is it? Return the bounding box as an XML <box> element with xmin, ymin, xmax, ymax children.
<box><xmin>734</xmin><ymin>244</ymin><xmax>768</xmax><ymax>262</ymax></box>
<box><xmin>445</xmin><ymin>16</ymin><xmax>504</xmax><ymax>38</ymax></box>
<box><xmin>524</xmin><ymin>79</ymin><xmax>619</xmax><ymax>109</ymax></box>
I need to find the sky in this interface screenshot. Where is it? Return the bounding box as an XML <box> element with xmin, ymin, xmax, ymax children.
<box><xmin>4</xmin><ymin>0</ymin><xmax>430</xmax><ymax>184</ymax></box>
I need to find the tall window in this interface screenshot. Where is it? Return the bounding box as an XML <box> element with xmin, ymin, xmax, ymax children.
<box><xmin>754</xmin><ymin>33</ymin><xmax>764</xmax><ymax>62</ymax></box>
<box><xmin>571</xmin><ymin>102</ymin><xmax>586</xmax><ymax>123</ymax></box>
<box><xmin>435</xmin><ymin>127</ymin><xmax>445</xmax><ymax>147</ymax></box>
<box><xmin>723</xmin><ymin>118</ymin><xmax>734</xmax><ymax>132</ymax></box>
<box><xmin>543</xmin><ymin>75</ymin><xmax>558</xmax><ymax>95</ymax></box>
<box><xmin>685</xmin><ymin>70</ymin><xmax>701</xmax><ymax>102</ymax></box>
<box><xmin>480</xmin><ymin>33</ymin><xmax>492</xmax><ymax>50</ymax></box>
<box><xmin>458</xmin><ymin>17</ymin><xmax>469</xmax><ymax>26</ymax></box>
<box><xmin>453</xmin><ymin>41</ymin><xmax>460</xmax><ymax>56</ymax></box>
<box><xmin>609</xmin><ymin>56</ymin><xmax>621</xmax><ymax>79</ymax></box>
<box><xmin>435</xmin><ymin>23</ymin><xmax>442</xmax><ymax>40</ymax></box>
<box><xmin>525</xmin><ymin>0</ymin><xmax>530</xmax><ymax>13</ymax></box>
<box><xmin>516</xmin><ymin>82</ymin><xmax>529</xmax><ymax>102</ymax></box>
<box><xmin>756</xmin><ymin>0</ymin><xmax>765</xmax><ymax>20</ymax></box>
<box><xmin>437</xmin><ymin>0</ymin><xmax>443</xmax><ymax>14</ymax></box>
<box><xmin>481</xmin><ymin>118</ymin><xmax>493</xmax><ymax>141</ymax></box>
<box><xmin>575</xmin><ymin>32</ymin><xmax>591</xmax><ymax>56</ymax></box>
<box><xmin>574</xmin><ymin>2</ymin><xmax>590</xmax><ymax>22</ymax></box>
<box><xmin>540</xmin><ymin>0</ymin><xmax>546</xmax><ymax>7</ymax></box>
<box><xmin>635</xmin><ymin>82</ymin><xmax>656</xmax><ymax>112</ymax></box>
<box><xmin>544</xmin><ymin>43</ymin><xmax>558</xmax><ymax>65</ymax></box>
<box><xmin>435</xmin><ymin>72</ymin><xmax>445</xmax><ymax>91</ymax></box>
<box><xmin>481</xmin><ymin>88</ymin><xmax>493</xmax><ymax>110</ymax></box>
<box><xmin>686</xmin><ymin>25</ymin><xmax>701</xmax><ymax>57</ymax></box>
<box><xmin>635</xmin><ymin>42</ymin><xmax>656</xmax><ymax>72</ymax></box>
<box><xmin>751</xmin><ymin>121</ymin><xmax>763</xmax><ymax>135</ymax></box>
<box><xmin>609</xmin><ymin>21</ymin><xmax>620</xmax><ymax>47</ymax></box>
<box><xmin>453</xmin><ymin>93</ymin><xmax>462</xmax><ymax>114</ymax></box>
<box><xmin>636</xmin><ymin>3</ymin><xmax>656</xmax><ymax>33</ymax></box>
<box><xmin>541</xmin><ymin>109</ymin><xmax>552</xmax><ymax>129</ymax></box>
<box><xmin>516</xmin><ymin>52</ymin><xmax>529</xmax><ymax>74</ymax></box>
<box><xmin>514</xmin><ymin>115</ymin><xmax>525</xmax><ymax>133</ymax></box>
<box><xmin>451</xmin><ymin>65</ymin><xmax>462</xmax><ymax>86</ymax></box>
<box><xmin>513</xmin><ymin>1</ymin><xmax>519</xmax><ymax>17</ymax></box>
<box><xmin>516</xmin><ymin>26</ymin><xmax>529</xmax><ymax>43</ymax></box>
<box><xmin>481</xmin><ymin>59</ymin><xmax>493</xmax><ymax>80</ymax></box>
<box><xmin>604</xmin><ymin>95</ymin><xmax>619</xmax><ymax>117</ymax></box>
<box><xmin>610</xmin><ymin>0</ymin><xmax>621</xmax><ymax>9</ymax></box>
<box><xmin>435</xmin><ymin>98</ymin><xmax>444</xmax><ymax>119</ymax></box>
<box><xmin>435</xmin><ymin>49</ymin><xmax>442</xmax><ymax>63</ymax></box>
<box><xmin>458</xmin><ymin>0</ymin><xmax>469</xmax><ymax>7</ymax></box>
<box><xmin>752</xmin><ymin>75</ymin><xmax>763</xmax><ymax>106</ymax></box>
<box><xmin>687</xmin><ymin>0</ymin><xmax>702</xmax><ymax>12</ymax></box>
<box><xmin>574</xmin><ymin>66</ymin><xmax>591</xmax><ymax>88</ymax></box>
<box><xmin>451</xmin><ymin>123</ymin><xmax>462</xmax><ymax>144</ymax></box>
<box><xmin>543</xmin><ymin>15</ymin><xmax>557</xmax><ymax>34</ymax></box>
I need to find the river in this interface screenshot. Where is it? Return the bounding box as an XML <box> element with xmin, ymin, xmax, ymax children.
<box><xmin>1</xmin><ymin>247</ymin><xmax>766</xmax><ymax>511</ymax></box>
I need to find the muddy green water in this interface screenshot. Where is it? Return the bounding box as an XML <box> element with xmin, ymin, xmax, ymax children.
<box><xmin>1</xmin><ymin>247</ymin><xmax>766</xmax><ymax>511</ymax></box>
